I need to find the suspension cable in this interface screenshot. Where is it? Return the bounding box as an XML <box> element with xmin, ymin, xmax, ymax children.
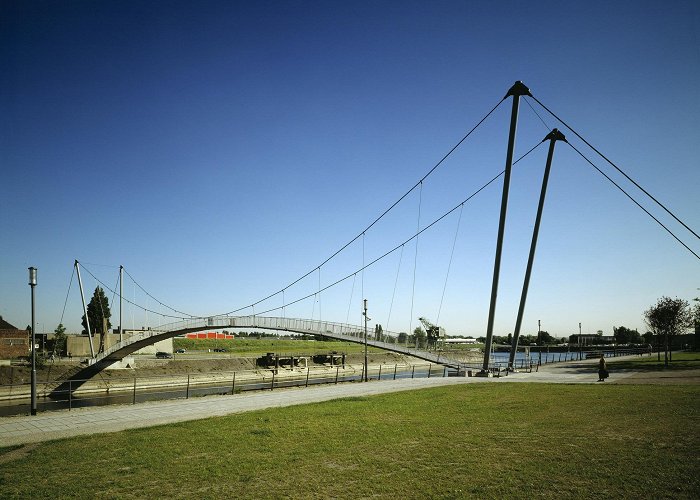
<box><xmin>110</xmin><ymin>272</ymin><xmax>119</xmax><ymax>312</ymax></box>
<box><xmin>251</xmin><ymin>141</ymin><xmax>545</xmax><ymax>317</ymax></box>
<box><xmin>361</xmin><ymin>232</ymin><xmax>365</xmax><ymax>313</ymax></box>
<box><xmin>59</xmin><ymin>266</ymin><xmax>75</xmax><ymax>326</ymax></box>
<box><xmin>567</xmin><ymin>142</ymin><xmax>699</xmax><ymax>260</ymax></box>
<box><xmin>318</xmin><ymin>267</ymin><xmax>321</xmax><ymax>323</ymax></box>
<box><xmin>79</xmin><ymin>264</ymin><xmax>187</xmax><ymax>320</ymax></box>
<box><xmin>436</xmin><ymin>203</ymin><xmax>464</xmax><ymax>325</ymax></box>
<box><xmin>409</xmin><ymin>181</ymin><xmax>423</xmax><ymax>336</ymax></box>
<box><xmin>386</xmin><ymin>244</ymin><xmax>405</xmax><ymax>332</ymax></box>
<box><xmin>122</xmin><ymin>267</ymin><xmax>196</xmax><ymax>317</ymax></box>
<box><xmin>530</xmin><ymin>95</ymin><xmax>699</xmax><ymax>241</ymax></box>
<box><xmin>345</xmin><ymin>273</ymin><xmax>356</xmax><ymax>324</ymax></box>
<box><xmin>219</xmin><ymin>96</ymin><xmax>507</xmax><ymax>316</ymax></box>
<box><xmin>524</xmin><ymin>96</ymin><xmax>550</xmax><ymax>130</ymax></box>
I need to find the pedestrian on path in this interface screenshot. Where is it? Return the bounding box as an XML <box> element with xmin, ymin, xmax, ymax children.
<box><xmin>598</xmin><ymin>355</ymin><xmax>608</xmax><ymax>382</ymax></box>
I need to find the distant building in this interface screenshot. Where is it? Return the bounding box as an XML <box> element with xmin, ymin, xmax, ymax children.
<box><xmin>0</xmin><ymin>317</ymin><xmax>29</xmax><ymax>359</ymax></box>
<box><xmin>444</xmin><ymin>337</ymin><xmax>477</xmax><ymax>344</ymax></box>
<box><xmin>569</xmin><ymin>334</ymin><xmax>615</xmax><ymax>345</ymax></box>
<box><xmin>185</xmin><ymin>332</ymin><xmax>235</xmax><ymax>340</ymax></box>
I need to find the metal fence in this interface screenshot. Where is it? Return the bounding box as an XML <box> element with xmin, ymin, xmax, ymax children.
<box><xmin>0</xmin><ymin>363</ymin><xmax>454</xmax><ymax>417</ymax></box>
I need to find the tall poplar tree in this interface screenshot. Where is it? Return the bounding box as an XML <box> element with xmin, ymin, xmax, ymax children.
<box><xmin>81</xmin><ymin>286</ymin><xmax>112</xmax><ymax>335</ymax></box>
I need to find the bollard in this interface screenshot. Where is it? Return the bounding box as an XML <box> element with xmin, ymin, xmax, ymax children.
<box><xmin>378</xmin><ymin>365</ymin><xmax>382</xmax><ymax>380</ymax></box>
<box><xmin>232</xmin><ymin>372</ymin><xmax>236</xmax><ymax>394</ymax></box>
<box><xmin>394</xmin><ymin>364</ymin><xmax>397</xmax><ymax>380</ymax></box>
<box><xmin>411</xmin><ymin>365</ymin><xmax>415</xmax><ymax>379</ymax></box>
<box><xmin>335</xmin><ymin>367</ymin><xmax>339</xmax><ymax>384</ymax></box>
<box><xmin>186</xmin><ymin>374</ymin><xmax>190</xmax><ymax>399</ymax></box>
<box><xmin>133</xmin><ymin>377</ymin><xmax>137</xmax><ymax>404</ymax></box>
<box><xmin>306</xmin><ymin>367</ymin><xmax>310</xmax><ymax>387</ymax></box>
<box><xmin>271</xmin><ymin>372</ymin><xmax>275</xmax><ymax>391</ymax></box>
<box><xmin>428</xmin><ymin>364</ymin><xmax>432</xmax><ymax>378</ymax></box>
<box><xmin>69</xmin><ymin>380</ymin><xmax>72</xmax><ymax>411</ymax></box>
<box><xmin>443</xmin><ymin>366</ymin><xmax>447</xmax><ymax>377</ymax></box>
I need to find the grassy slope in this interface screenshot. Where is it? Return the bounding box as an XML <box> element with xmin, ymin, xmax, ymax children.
<box><xmin>172</xmin><ymin>337</ymin><xmax>485</xmax><ymax>355</ymax></box>
<box><xmin>173</xmin><ymin>337</ymin><xmax>384</xmax><ymax>355</ymax></box>
<box><xmin>1</xmin><ymin>383</ymin><xmax>698</xmax><ymax>499</ymax></box>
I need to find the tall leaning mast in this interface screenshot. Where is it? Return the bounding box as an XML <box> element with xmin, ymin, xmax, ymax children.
<box><xmin>479</xmin><ymin>81</ymin><xmax>531</xmax><ymax>376</ymax></box>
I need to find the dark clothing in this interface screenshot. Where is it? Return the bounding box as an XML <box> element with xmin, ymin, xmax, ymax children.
<box><xmin>598</xmin><ymin>357</ymin><xmax>608</xmax><ymax>381</ymax></box>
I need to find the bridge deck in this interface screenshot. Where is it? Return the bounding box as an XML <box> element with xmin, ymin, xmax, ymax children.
<box><xmin>50</xmin><ymin>316</ymin><xmax>466</xmax><ymax>396</ymax></box>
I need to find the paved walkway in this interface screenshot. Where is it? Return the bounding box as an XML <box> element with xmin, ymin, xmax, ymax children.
<box><xmin>0</xmin><ymin>354</ymin><xmax>648</xmax><ymax>447</ymax></box>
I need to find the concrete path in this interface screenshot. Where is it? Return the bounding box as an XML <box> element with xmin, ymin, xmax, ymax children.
<box><xmin>0</xmin><ymin>354</ymin><xmax>649</xmax><ymax>447</ymax></box>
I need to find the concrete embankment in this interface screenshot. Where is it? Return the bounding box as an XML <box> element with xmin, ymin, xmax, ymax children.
<box><xmin>0</xmin><ymin>352</ymin><xmax>433</xmax><ymax>400</ymax></box>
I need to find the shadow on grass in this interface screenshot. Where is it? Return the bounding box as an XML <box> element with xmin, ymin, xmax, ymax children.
<box><xmin>608</xmin><ymin>353</ymin><xmax>700</xmax><ymax>371</ymax></box>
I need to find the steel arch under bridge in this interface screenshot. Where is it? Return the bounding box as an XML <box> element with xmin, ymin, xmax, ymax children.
<box><xmin>50</xmin><ymin>316</ymin><xmax>463</xmax><ymax>397</ymax></box>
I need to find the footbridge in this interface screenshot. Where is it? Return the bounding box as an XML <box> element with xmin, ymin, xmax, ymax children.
<box><xmin>50</xmin><ymin>316</ymin><xmax>464</xmax><ymax>397</ymax></box>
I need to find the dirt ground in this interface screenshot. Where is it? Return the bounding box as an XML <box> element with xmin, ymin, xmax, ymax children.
<box><xmin>4</xmin><ymin>352</ymin><xmax>698</xmax><ymax>387</ymax></box>
<box><xmin>0</xmin><ymin>351</ymin><xmax>417</xmax><ymax>386</ymax></box>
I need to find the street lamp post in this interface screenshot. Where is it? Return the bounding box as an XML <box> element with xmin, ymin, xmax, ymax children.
<box><xmin>363</xmin><ymin>299</ymin><xmax>369</xmax><ymax>382</ymax></box>
<box><xmin>579</xmin><ymin>322</ymin><xmax>582</xmax><ymax>360</ymax></box>
<box><xmin>28</xmin><ymin>267</ymin><xmax>37</xmax><ymax>416</ymax></box>
<box><xmin>538</xmin><ymin>319</ymin><xmax>542</xmax><ymax>365</ymax></box>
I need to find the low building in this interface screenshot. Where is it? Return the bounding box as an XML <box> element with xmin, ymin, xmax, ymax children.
<box><xmin>569</xmin><ymin>334</ymin><xmax>616</xmax><ymax>345</ymax></box>
<box><xmin>65</xmin><ymin>329</ymin><xmax>173</xmax><ymax>358</ymax></box>
<box><xmin>444</xmin><ymin>337</ymin><xmax>477</xmax><ymax>344</ymax></box>
<box><xmin>185</xmin><ymin>332</ymin><xmax>235</xmax><ymax>339</ymax></box>
<box><xmin>0</xmin><ymin>317</ymin><xmax>29</xmax><ymax>359</ymax></box>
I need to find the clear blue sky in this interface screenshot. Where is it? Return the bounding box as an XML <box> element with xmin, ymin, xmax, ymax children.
<box><xmin>2</xmin><ymin>0</ymin><xmax>698</xmax><ymax>338</ymax></box>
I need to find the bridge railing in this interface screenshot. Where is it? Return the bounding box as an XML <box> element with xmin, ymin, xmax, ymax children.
<box><xmin>96</xmin><ymin>315</ymin><xmax>464</xmax><ymax>367</ymax></box>
<box><xmin>97</xmin><ymin>328</ymin><xmax>168</xmax><ymax>360</ymax></box>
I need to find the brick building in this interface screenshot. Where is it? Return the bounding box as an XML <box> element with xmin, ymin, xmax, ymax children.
<box><xmin>0</xmin><ymin>317</ymin><xmax>29</xmax><ymax>359</ymax></box>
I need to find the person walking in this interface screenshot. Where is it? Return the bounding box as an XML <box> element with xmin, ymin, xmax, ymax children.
<box><xmin>598</xmin><ymin>355</ymin><xmax>608</xmax><ymax>382</ymax></box>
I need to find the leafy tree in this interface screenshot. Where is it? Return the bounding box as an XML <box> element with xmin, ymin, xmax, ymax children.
<box><xmin>81</xmin><ymin>286</ymin><xmax>112</xmax><ymax>335</ymax></box>
<box><xmin>397</xmin><ymin>331</ymin><xmax>407</xmax><ymax>344</ymax></box>
<box><xmin>489</xmin><ymin>335</ymin><xmax>503</xmax><ymax>344</ymax></box>
<box><xmin>413</xmin><ymin>326</ymin><xmax>426</xmax><ymax>348</ymax></box>
<box><xmin>644</xmin><ymin>296</ymin><xmax>692</xmax><ymax>366</ymax></box>
<box><xmin>537</xmin><ymin>330</ymin><xmax>554</xmax><ymax>345</ymax></box>
<box><xmin>374</xmin><ymin>324</ymin><xmax>383</xmax><ymax>341</ymax></box>
<box><xmin>613</xmin><ymin>326</ymin><xmax>642</xmax><ymax>344</ymax></box>
<box><xmin>53</xmin><ymin>323</ymin><xmax>67</xmax><ymax>356</ymax></box>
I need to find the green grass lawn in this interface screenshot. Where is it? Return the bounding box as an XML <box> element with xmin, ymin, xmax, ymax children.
<box><xmin>608</xmin><ymin>351</ymin><xmax>700</xmax><ymax>370</ymax></box>
<box><xmin>1</xmin><ymin>383</ymin><xmax>698</xmax><ymax>499</ymax></box>
<box><xmin>173</xmin><ymin>337</ymin><xmax>385</xmax><ymax>355</ymax></box>
<box><xmin>172</xmin><ymin>337</ymin><xmax>490</xmax><ymax>358</ymax></box>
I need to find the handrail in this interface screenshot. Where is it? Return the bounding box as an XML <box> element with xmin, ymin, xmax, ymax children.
<box><xmin>94</xmin><ymin>315</ymin><xmax>463</xmax><ymax>367</ymax></box>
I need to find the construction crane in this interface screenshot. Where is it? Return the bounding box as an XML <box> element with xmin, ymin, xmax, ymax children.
<box><xmin>419</xmin><ymin>317</ymin><xmax>445</xmax><ymax>351</ymax></box>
